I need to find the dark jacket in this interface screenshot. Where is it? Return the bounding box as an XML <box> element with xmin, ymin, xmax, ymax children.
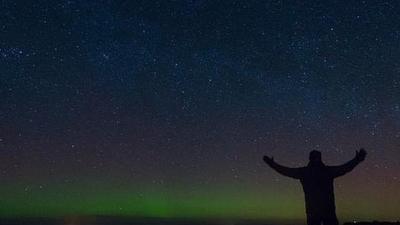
<box><xmin>266</xmin><ymin>156</ymin><xmax>363</xmax><ymax>217</ymax></box>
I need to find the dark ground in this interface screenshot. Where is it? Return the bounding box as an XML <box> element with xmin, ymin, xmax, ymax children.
<box><xmin>0</xmin><ymin>216</ymin><xmax>398</xmax><ymax>225</ymax></box>
<box><xmin>0</xmin><ymin>217</ymin><xmax>275</xmax><ymax>225</ymax></box>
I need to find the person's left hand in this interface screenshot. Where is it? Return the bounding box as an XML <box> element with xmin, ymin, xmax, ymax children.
<box><xmin>356</xmin><ymin>148</ymin><xmax>367</xmax><ymax>161</ymax></box>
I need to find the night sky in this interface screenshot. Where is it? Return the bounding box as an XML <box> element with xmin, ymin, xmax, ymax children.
<box><xmin>1</xmin><ymin>0</ymin><xmax>399</xmax><ymax>222</ymax></box>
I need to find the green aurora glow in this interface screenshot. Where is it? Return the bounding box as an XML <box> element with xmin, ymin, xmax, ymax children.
<box><xmin>0</xmin><ymin>181</ymin><xmax>398</xmax><ymax>222</ymax></box>
<box><xmin>0</xmin><ymin>184</ymin><xmax>303</xmax><ymax>220</ymax></box>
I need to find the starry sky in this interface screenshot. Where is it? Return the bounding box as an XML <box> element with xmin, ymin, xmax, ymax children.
<box><xmin>0</xmin><ymin>0</ymin><xmax>400</xmax><ymax>223</ymax></box>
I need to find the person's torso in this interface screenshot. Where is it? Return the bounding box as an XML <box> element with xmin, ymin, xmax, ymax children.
<box><xmin>300</xmin><ymin>164</ymin><xmax>336</xmax><ymax>214</ymax></box>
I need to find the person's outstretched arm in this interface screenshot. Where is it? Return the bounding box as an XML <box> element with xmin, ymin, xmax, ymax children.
<box><xmin>263</xmin><ymin>155</ymin><xmax>303</xmax><ymax>179</ymax></box>
<box><xmin>329</xmin><ymin>148</ymin><xmax>367</xmax><ymax>178</ymax></box>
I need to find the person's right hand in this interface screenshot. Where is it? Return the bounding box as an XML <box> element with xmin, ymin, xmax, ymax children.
<box><xmin>263</xmin><ymin>155</ymin><xmax>274</xmax><ymax>164</ymax></box>
<box><xmin>356</xmin><ymin>148</ymin><xmax>367</xmax><ymax>161</ymax></box>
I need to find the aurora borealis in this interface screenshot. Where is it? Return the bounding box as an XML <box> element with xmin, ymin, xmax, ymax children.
<box><xmin>1</xmin><ymin>0</ymin><xmax>400</xmax><ymax>224</ymax></box>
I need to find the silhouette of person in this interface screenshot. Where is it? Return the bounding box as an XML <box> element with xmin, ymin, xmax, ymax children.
<box><xmin>263</xmin><ymin>149</ymin><xmax>367</xmax><ymax>225</ymax></box>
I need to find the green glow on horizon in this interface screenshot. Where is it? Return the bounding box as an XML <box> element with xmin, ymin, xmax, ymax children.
<box><xmin>0</xmin><ymin>183</ymin><xmax>304</xmax><ymax>220</ymax></box>
<box><xmin>0</xmin><ymin>182</ymin><xmax>398</xmax><ymax>222</ymax></box>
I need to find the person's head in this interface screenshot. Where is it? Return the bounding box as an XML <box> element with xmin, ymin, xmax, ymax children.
<box><xmin>309</xmin><ymin>150</ymin><xmax>322</xmax><ymax>163</ymax></box>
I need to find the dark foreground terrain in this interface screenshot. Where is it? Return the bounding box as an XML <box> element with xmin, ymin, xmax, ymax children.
<box><xmin>343</xmin><ymin>222</ymin><xmax>400</xmax><ymax>225</ymax></box>
<box><xmin>0</xmin><ymin>217</ymin><xmax>276</xmax><ymax>225</ymax></box>
<box><xmin>0</xmin><ymin>217</ymin><xmax>398</xmax><ymax>225</ymax></box>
